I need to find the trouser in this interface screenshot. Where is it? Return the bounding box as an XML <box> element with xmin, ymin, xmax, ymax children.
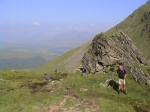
<box><xmin>119</xmin><ymin>79</ymin><xmax>126</xmax><ymax>93</ymax></box>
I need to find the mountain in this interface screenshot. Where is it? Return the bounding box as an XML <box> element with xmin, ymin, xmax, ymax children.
<box><xmin>1</xmin><ymin>2</ymin><xmax>150</xmax><ymax>112</ymax></box>
<box><xmin>106</xmin><ymin>1</ymin><xmax>150</xmax><ymax>59</ymax></box>
<box><xmin>82</xmin><ymin>31</ymin><xmax>150</xmax><ymax>86</ymax></box>
<box><xmin>38</xmin><ymin>1</ymin><xmax>150</xmax><ymax>75</ymax></box>
<box><xmin>82</xmin><ymin>1</ymin><xmax>150</xmax><ymax>86</ymax></box>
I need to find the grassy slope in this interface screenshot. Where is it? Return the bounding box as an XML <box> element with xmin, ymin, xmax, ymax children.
<box><xmin>1</xmin><ymin>2</ymin><xmax>150</xmax><ymax>112</ymax></box>
<box><xmin>106</xmin><ymin>1</ymin><xmax>150</xmax><ymax>59</ymax></box>
<box><xmin>37</xmin><ymin>1</ymin><xmax>150</xmax><ymax>74</ymax></box>
<box><xmin>0</xmin><ymin>71</ymin><xmax>150</xmax><ymax>112</ymax></box>
<box><xmin>0</xmin><ymin>71</ymin><xmax>64</xmax><ymax>112</ymax></box>
<box><xmin>37</xmin><ymin>43</ymin><xmax>90</xmax><ymax>73</ymax></box>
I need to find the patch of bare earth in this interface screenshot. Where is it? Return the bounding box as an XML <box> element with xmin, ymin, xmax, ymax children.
<box><xmin>43</xmin><ymin>95</ymin><xmax>100</xmax><ymax>112</ymax></box>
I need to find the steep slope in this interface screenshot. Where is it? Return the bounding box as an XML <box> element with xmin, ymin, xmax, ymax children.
<box><xmin>82</xmin><ymin>31</ymin><xmax>150</xmax><ymax>85</ymax></box>
<box><xmin>37</xmin><ymin>43</ymin><xmax>90</xmax><ymax>73</ymax></box>
<box><xmin>38</xmin><ymin>1</ymin><xmax>150</xmax><ymax>75</ymax></box>
<box><xmin>107</xmin><ymin>1</ymin><xmax>150</xmax><ymax>59</ymax></box>
<box><xmin>82</xmin><ymin>1</ymin><xmax>150</xmax><ymax>86</ymax></box>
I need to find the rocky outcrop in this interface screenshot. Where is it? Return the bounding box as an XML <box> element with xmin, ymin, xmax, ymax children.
<box><xmin>82</xmin><ymin>31</ymin><xmax>150</xmax><ymax>86</ymax></box>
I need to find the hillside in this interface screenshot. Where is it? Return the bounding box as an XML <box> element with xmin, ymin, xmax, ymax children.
<box><xmin>37</xmin><ymin>43</ymin><xmax>90</xmax><ymax>73</ymax></box>
<box><xmin>0</xmin><ymin>71</ymin><xmax>150</xmax><ymax>112</ymax></box>
<box><xmin>39</xmin><ymin>1</ymin><xmax>150</xmax><ymax>74</ymax></box>
<box><xmin>1</xmin><ymin>1</ymin><xmax>150</xmax><ymax>112</ymax></box>
<box><xmin>106</xmin><ymin>0</ymin><xmax>150</xmax><ymax>59</ymax></box>
<box><xmin>81</xmin><ymin>1</ymin><xmax>150</xmax><ymax>86</ymax></box>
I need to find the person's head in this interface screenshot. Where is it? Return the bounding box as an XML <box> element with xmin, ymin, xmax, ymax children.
<box><xmin>118</xmin><ymin>62</ymin><xmax>124</xmax><ymax>70</ymax></box>
<box><xmin>118</xmin><ymin>62</ymin><xmax>123</xmax><ymax>66</ymax></box>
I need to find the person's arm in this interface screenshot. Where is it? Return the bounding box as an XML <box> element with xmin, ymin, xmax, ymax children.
<box><xmin>124</xmin><ymin>69</ymin><xmax>127</xmax><ymax>79</ymax></box>
<box><xmin>124</xmin><ymin>74</ymin><xmax>127</xmax><ymax>79</ymax></box>
<box><xmin>117</xmin><ymin>69</ymin><xmax>119</xmax><ymax>74</ymax></box>
<box><xmin>124</xmin><ymin>70</ymin><xmax>127</xmax><ymax>79</ymax></box>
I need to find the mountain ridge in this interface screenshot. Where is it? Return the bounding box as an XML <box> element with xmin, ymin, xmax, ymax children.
<box><xmin>38</xmin><ymin>1</ymin><xmax>150</xmax><ymax>78</ymax></box>
<box><xmin>106</xmin><ymin>0</ymin><xmax>150</xmax><ymax>58</ymax></box>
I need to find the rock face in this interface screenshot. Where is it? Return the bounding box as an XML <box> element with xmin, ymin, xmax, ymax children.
<box><xmin>82</xmin><ymin>31</ymin><xmax>150</xmax><ymax>85</ymax></box>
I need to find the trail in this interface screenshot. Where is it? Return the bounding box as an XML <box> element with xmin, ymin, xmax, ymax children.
<box><xmin>44</xmin><ymin>95</ymin><xmax>100</xmax><ymax>112</ymax></box>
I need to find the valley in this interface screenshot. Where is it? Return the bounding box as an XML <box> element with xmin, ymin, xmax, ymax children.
<box><xmin>0</xmin><ymin>1</ymin><xmax>150</xmax><ymax>112</ymax></box>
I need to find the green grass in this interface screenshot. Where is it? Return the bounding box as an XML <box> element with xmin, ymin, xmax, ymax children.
<box><xmin>0</xmin><ymin>70</ymin><xmax>150</xmax><ymax>112</ymax></box>
<box><xmin>62</xmin><ymin>72</ymin><xmax>150</xmax><ymax>112</ymax></box>
<box><xmin>0</xmin><ymin>71</ymin><xmax>64</xmax><ymax>112</ymax></box>
<box><xmin>1</xmin><ymin>2</ymin><xmax>150</xmax><ymax>112</ymax></box>
<box><xmin>36</xmin><ymin>47</ymin><xmax>79</xmax><ymax>73</ymax></box>
<box><xmin>104</xmin><ymin>1</ymin><xmax>150</xmax><ymax>59</ymax></box>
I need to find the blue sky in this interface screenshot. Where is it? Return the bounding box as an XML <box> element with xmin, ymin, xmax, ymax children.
<box><xmin>0</xmin><ymin>0</ymin><xmax>148</xmax><ymax>48</ymax></box>
<box><xmin>0</xmin><ymin>0</ymin><xmax>147</xmax><ymax>24</ymax></box>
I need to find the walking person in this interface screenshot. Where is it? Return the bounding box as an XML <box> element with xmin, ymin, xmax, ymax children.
<box><xmin>117</xmin><ymin>62</ymin><xmax>127</xmax><ymax>94</ymax></box>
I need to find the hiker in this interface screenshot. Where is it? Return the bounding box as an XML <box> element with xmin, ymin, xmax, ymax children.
<box><xmin>117</xmin><ymin>62</ymin><xmax>127</xmax><ymax>94</ymax></box>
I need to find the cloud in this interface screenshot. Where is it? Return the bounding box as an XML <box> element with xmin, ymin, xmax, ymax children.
<box><xmin>89</xmin><ymin>23</ymin><xmax>96</xmax><ymax>27</ymax></box>
<box><xmin>32</xmin><ymin>22</ymin><xmax>40</xmax><ymax>26</ymax></box>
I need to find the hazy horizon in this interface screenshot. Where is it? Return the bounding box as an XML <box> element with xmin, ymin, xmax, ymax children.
<box><xmin>0</xmin><ymin>0</ymin><xmax>147</xmax><ymax>49</ymax></box>
<box><xmin>0</xmin><ymin>0</ymin><xmax>148</xmax><ymax>70</ymax></box>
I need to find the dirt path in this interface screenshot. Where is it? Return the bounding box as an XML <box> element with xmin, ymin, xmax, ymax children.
<box><xmin>44</xmin><ymin>95</ymin><xmax>100</xmax><ymax>112</ymax></box>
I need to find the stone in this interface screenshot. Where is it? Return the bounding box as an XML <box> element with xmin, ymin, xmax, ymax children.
<box><xmin>82</xmin><ymin>31</ymin><xmax>150</xmax><ymax>86</ymax></box>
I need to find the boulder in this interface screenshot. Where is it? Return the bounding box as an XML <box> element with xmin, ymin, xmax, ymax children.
<box><xmin>82</xmin><ymin>31</ymin><xmax>150</xmax><ymax>86</ymax></box>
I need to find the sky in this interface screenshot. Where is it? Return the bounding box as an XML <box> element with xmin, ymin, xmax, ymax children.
<box><xmin>0</xmin><ymin>0</ymin><xmax>148</xmax><ymax>49</ymax></box>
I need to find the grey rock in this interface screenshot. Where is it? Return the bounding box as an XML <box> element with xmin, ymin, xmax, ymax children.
<box><xmin>82</xmin><ymin>31</ymin><xmax>150</xmax><ymax>86</ymax></box>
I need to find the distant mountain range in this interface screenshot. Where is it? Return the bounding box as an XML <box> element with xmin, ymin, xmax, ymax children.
<box><xmin>0</xmin><ymin>47</ymin><xmax>58</xmax><ymax>70</ymax></box>
<box><xmin>0</xmin><ymin>30</ymin><xmax>95</xmax><ymax>70</ymax></box>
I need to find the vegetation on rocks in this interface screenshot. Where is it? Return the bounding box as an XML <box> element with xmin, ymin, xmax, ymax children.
<box><xmin>82</xmin><ymin>31</ymin><xmax>150</xmax><ymax>86</ymax></box>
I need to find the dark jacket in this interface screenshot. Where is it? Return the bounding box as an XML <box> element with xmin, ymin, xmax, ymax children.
<box><xmin>117</xmin><ymin>68</ymin><xmax>126</xmax><ymax>79</ymax></box>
